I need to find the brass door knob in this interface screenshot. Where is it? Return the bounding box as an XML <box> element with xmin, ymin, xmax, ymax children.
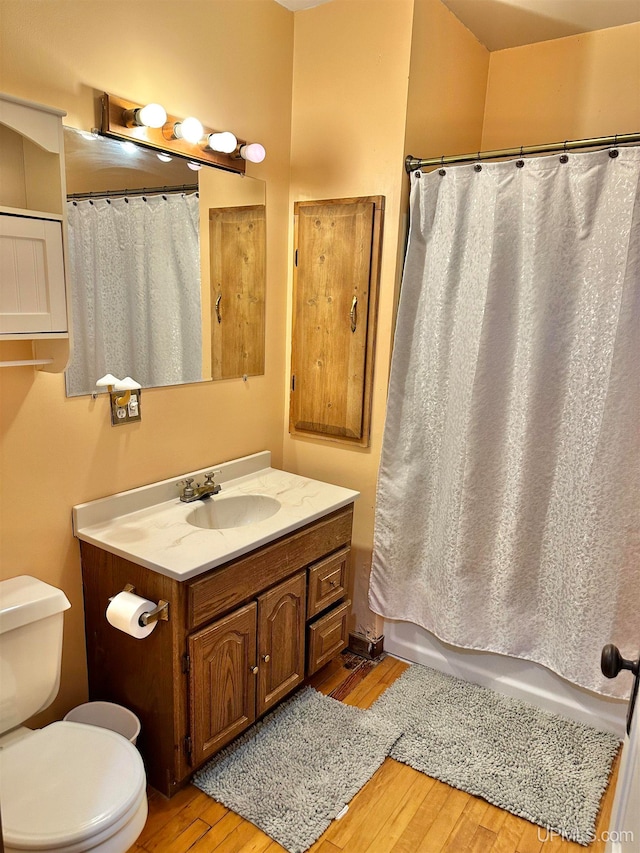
<box><xmin>250</xmin><ymin>665</ymin><xmax>259</xmax><ymax>675</ymax></box>
<box><xmin>262</xmin><ymin>654</ymin><xmax>270</xmax><ymax>663</ymax></box>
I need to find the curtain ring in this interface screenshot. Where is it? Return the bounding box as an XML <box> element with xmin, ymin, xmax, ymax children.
<box><xmin>439</xmin><ymin>155</ymin><xmax>446</xmax><ymax>176</ymax></box>
<box><xmin>559</xmin><ymin>141</ymin><xmax>569</xmax><ymax>164</ymax></box>
<box><xmin>516</xmin><ymin>145</ymin><xmax>525</xmax><ymax>168</ymax></box>
<box><xmin>474</xmin><ymin>152</ymin><xmax>482</xmax><ymax>172</ymax></box>
<box><xmin>609</xmin><ymin>134</ymin><xmax>619</xmax><ymax>158</ymax></box>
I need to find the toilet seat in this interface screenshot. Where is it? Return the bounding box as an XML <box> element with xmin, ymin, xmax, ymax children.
<box><xmin>0</xmin><ymin>721</ymin><xmax>147</xmax><ymax>852</ymax></box>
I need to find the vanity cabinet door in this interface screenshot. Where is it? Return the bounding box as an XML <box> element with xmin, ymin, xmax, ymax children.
<box><xmin>188</xmin><ymin>602</ymin><xmax>258</xmax><ymax>767</ymax></box>
<box><xmin>257</xmin><ymin>571</ymin><xmax>306</xmax><ymax>715</ymax></box>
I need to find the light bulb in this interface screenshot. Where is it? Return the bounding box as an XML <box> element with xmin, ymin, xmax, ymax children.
<box><xmin>136</xmin><ymin>103</ymin><xmax>167</xmax><ymax>128</ymax></box>
<box><xmin>174</xmin><ymin>117</ymin><xmax>204</xmax><ymax>144</ymax></box>
<box><xmin>187</xmin><ymin>161</ymin><xmax>202</xmax><ymax>171</ymax></box>
<box><xmin>239</xmin><ymin>143</ymin><xmax>266</xmax><ymax>163</ymax></box>
<box><xmin>206</xmin><ymin>131</ymin><xmax>238</xmax><ymax>154</ymax></box>
<box><xmin>157</xmin><ymin>152</ymin><xmax>173</xmax><ymax>163</ymax></box>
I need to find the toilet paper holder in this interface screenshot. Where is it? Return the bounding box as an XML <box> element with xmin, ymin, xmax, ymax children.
<box><xmin>112</xmin><ymin>584</ymin><xmax>170</xmax><ymax>626</ymax></box>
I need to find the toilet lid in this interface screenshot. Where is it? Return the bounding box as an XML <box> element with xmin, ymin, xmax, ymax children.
<box><xmin>0</xmin><ymin>721</ymin><xmax>146</xmax><ymax>850</ymax></box>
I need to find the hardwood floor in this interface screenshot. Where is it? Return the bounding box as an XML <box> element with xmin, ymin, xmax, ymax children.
<box><xmin>129</xmin><ymin>654</ymin><xmax>620</xmax><ymax>853</ymax></box>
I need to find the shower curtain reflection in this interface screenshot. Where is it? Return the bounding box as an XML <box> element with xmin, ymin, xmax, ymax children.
<box><xmin>65</xmin><ymin>192</ymin><xmax>202</xmax><ymax>396</ymax></box>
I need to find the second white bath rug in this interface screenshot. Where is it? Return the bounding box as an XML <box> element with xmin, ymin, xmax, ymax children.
<box><xmin>370</xmin><ymin>664</ymin><xmax>620</xmax><ymax>846</ymax></box>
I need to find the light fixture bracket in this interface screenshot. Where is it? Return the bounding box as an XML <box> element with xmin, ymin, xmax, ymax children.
<box><xmin>100</xmin><ymin>93</ymin><xmax>247</xmax><ymax>174</ymax></box>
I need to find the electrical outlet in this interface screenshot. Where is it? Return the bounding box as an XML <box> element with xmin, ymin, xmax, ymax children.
<box><xmin>109</xmin><ymin>390</ymin><xmax>142</xmax><ymax>426</ymax></box>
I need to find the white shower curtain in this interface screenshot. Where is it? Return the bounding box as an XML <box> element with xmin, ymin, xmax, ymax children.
<box><xmin>369</xmin><ymin>147</ymin><xmax>640</xmax><ymax>698</ymax></box>
<box><xmin>65</xmin><ymin>192</ymin><xmax>202</xmax><ymax>395</ymax></box>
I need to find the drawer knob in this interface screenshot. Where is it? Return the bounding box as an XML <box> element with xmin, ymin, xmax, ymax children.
<box><xmin>262</xmin><ymin>654</ymin><xmax>270</xmax><ymax>663</ymax></box>
<box><xmin>329</xmin><ymin>580</ymin><xmax>337</xmax><ymax>587</ymax></box>
<box><xmin>250</xmin><ymin>665</ymin><xmax>259</xmax><ymax>675</ymax></box>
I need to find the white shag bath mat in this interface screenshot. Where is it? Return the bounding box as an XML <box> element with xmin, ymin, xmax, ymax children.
<box><xmin>370</xmin><ymin>664</ymin><xmax>621</xmax><ymax>846</ymax></box>
<box><xmin>192</xmin><ymin>686</ymin><xmax>402</xmax><ymax>853</ymax></box>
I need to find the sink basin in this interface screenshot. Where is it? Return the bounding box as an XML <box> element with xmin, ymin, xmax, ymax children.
<box><xmin>186</xmin><ymin>494</ymin><xmax>281</xmax><ymax>530</ymax></box>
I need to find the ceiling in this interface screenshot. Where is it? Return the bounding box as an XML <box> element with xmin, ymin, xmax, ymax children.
<box><xmin>273</xmin><ymin>0</ymin><xmax>640</xmax><ymax>50</ymax></box>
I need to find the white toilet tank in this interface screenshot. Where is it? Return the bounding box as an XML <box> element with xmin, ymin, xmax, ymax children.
<box><xmin>0</xmin><ymin>575</ymin><xmax>71</xmax><ymax>736</ymax></box>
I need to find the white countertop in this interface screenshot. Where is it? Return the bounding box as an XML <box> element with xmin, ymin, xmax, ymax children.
<box><xmin>73</xmin><ymin>452</ymin><xmax>359</xmax><ymax>581</ymax></box>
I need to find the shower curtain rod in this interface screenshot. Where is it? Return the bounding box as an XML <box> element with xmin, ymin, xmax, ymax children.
<box><xmin>405</xmin><ymin>131</ymin><xmax>640</xmax><ymax>173</ymax></box>
<box><xmin>67</xmin><ymin>183</ymin><xmax>198</xmax><ymax>201</ymax></box>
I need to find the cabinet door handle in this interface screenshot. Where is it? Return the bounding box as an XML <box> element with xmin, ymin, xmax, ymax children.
<box><xmin>250</xmin><ymin>665</ymin><xmax>259</xmax><ymax>675</ymax></box>
<box><xmin>262</xmin><ymin>654</ymin><xmax>270</xmax><ymax>663</ymax></box>
<box><xmin>215</xmin><ymin>293</ymin><xmax>222</xmax><ymax>324</ymax></box>
<box><xmin>350</xmin><ymin>296</ymin><xmax>358</xmax><ymax>333</ymax></box>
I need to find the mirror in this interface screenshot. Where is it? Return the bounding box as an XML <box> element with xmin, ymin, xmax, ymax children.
<box><xmin>63</xmin><ymin>127</ymin><xmax>266</xmax><ymax>396</ymax></box>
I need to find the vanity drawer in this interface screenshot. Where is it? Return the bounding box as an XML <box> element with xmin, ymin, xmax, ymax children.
<box><xmin>306</xmin><ymin>599</ymin><xmax>350</xmax><ymax>676</ymax></box>
<box><xmin>307</xmin><ymin>547</ymin><xmax>349</xmax><ymax>619</ymax></box>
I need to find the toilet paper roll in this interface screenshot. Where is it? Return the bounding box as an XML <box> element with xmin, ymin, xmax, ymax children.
<box><xmin>106</xmin><ymin>591</ymin><xmax>158</xmax><ymax>639</ymax></box>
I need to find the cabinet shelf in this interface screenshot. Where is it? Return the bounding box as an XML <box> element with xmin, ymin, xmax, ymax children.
<box><xmin>0</xmin><ymin>205</ymin><xmax>63</xmax><ymax>221</ymax></box>
<box><xmin>0</xmin><ymin>358</ymin><xmax>54</xmax><ymax>367</ymax></box>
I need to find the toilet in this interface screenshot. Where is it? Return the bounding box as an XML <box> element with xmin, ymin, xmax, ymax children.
<box><xmin>0</xmin><ymin>575</ymin><xmax>148</xmax><ymax>852</ymax></box>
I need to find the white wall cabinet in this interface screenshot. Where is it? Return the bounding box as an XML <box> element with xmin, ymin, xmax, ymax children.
<box><xmin>0</xmin><ymin>214</ymin><xmax>66</xmax><ymax>334</ymax></box>
<box><xmin>0</xmin><ymin>92</ymin><xmax>69</xmax><ymax>370</ymax></box>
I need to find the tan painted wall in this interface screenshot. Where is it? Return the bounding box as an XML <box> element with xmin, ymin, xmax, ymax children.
<box><xmin>405</xmin><ymin>0</ymin><xmax>489</xmax><ymax>163</ymax></box>
<box><xmin>482</xmin><ymin>23</ymin><xmax>640</xmax><ymax>149</ymax></box>
<box><xmin>283</xmin><ymin>0</ymin><xmax>489</xmax><ymax>639</ymax></box>
<box><xmin>0</xmin><ymin>0</ymin><xmax>294</xmax><ymax>725</ymax></box>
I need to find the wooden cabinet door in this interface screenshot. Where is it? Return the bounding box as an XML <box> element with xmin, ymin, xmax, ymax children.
<box><xmin>257</xmin><ymin>571</ymin><xmax>306</xmax><ymax>715</ymax></box>
<box><xmin>188</xmin><ymin>602</ymin><xmax>257</xmax><ymax>767</ymax></box>
<box><xmin>209</xmin><ymin>204</ymin><xmax>266</xmax><ymax>380</ymax></box>
<box><xmin>290</xmin><ymin>196</ymin><xmax>383</xmax><ymax>446</ymax></box>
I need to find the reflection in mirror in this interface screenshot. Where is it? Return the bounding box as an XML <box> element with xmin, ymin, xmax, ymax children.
<box><xmin>63</xmin><ymin>127</ymin><xmax>266</xmax><ymax>396</ymax></box>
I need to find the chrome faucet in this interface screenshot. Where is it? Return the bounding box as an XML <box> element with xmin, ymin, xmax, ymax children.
<box><xmin>178</xmin><ymin>471</ymin><xmax>222</xmax><ymax>502</ymax></box>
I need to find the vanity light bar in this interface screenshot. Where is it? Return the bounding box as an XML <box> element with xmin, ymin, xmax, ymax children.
<box><xmin>101</xmin><ymin>93</ymin><xmax>247</xmax><ymax>174</ymax></box>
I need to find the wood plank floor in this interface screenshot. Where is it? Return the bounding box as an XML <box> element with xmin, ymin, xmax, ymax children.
<box><xmin>129</xmin><ymin>654</ymin><xmax>620</xmax><ymax>853</ymax></box>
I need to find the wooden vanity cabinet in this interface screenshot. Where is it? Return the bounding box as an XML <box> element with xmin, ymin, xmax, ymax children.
<box><xmin>80</xmin><ymin>504</ymin><xmax>353</xmax><ymax>797</ymax></box>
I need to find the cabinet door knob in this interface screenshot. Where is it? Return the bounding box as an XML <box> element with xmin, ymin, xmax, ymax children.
<box><xmin>250</xmin><ymin>665</ymin><xmax>259</xmax><ymax>675</ymax></box>
<box><xmin>262</xmin><ymin>654</ymin><xmax>270</xmax><ymax>663</ymax></box>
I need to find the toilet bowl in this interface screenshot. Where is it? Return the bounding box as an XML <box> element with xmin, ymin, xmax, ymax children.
<box><xmin>0</xmin><ymin>575</ymin><xmax>148</xmax><ymax>852</ymax></box>
<box><xmin>0</xmin><ymin>722</ymin><xmax>147</xmax><ymax>853</ymax></box>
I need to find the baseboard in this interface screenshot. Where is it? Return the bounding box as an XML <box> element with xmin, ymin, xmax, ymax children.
<box><xmin>348</xmin><ymin>632</ymin><xmax>384</xmax><ymax>660</ymax></box>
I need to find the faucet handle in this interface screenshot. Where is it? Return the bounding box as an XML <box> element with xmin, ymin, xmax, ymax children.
<box><xmin>179</xmin><ymin>477</ymin><xmax>196</xmax><ymax>498</ymax></box>
<box><xmin>203</xmin><ymin>470</ymin><xmax>221</xmax><ymax>485</ymax></box>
